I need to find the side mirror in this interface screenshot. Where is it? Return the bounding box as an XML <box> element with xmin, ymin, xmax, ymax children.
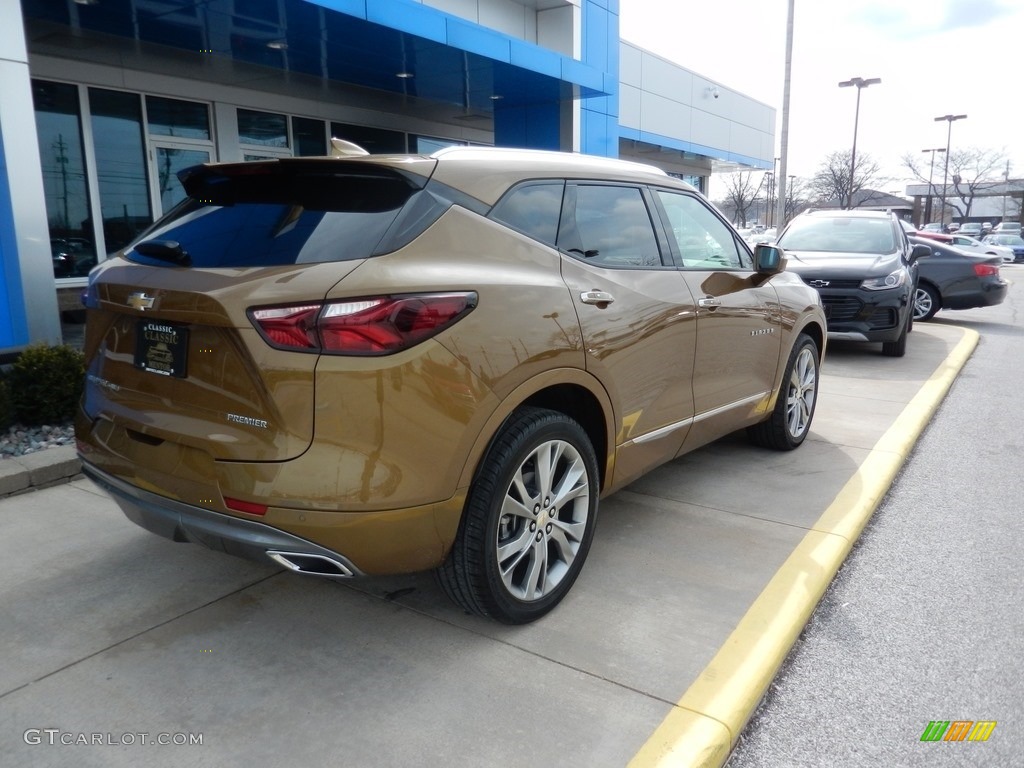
<box><xmin>909</xmin><ymin>243</ymin><xmax>931</xmax><ymax>264</ymax></box>
<box><xmin>754</xmin><ymin>243</ymin><xmax>786</xmax><ymax>275</ymax></box>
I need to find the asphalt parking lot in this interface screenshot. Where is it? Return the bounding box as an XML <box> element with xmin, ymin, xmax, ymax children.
<box><xmin>0</xmin><ymin>317</ymin><xmax>979</xmax><ymax>768</ymax></box>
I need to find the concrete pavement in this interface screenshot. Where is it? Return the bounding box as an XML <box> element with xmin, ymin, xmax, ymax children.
<box><xmin>0</xmin><ymin>322</ymin><xmax>976</xmax><ymax>768</ymax></box>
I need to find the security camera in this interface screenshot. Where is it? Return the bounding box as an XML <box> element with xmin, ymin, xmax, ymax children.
<box><xmin>706</xmin><ymin>86</ymin><xmax>720</xmax><ymax>99</ymax></box>
<box><xmin>713</xmin><ymin>89</ymin><xmax>720</xmax><ymax>99</ymax></box>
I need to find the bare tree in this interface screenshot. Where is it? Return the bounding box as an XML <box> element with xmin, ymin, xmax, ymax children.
<box><xmin>809</xmin><ymin>150</ymin><xmax>886</xmax><ymax>209</ymax></box>
<box><xmin>901</xmin><ymin>150</ymin><xmax>947</xmax><ymax>224</ymax></box>
<box><xmin>719</xmin><ymin>171</ymin><xmax>763</xmax><ymax>228</ymax></box>
<box><xmin>905</xmin><ymin>147</ymin><xmax>1010</xmax><ymax>222</ymax></box>
<box><xmin>947</xmin><ymin>147</ymin><xmax>1010</xmax><ymax>221</ymax></box>
<box><xmin>783</xmin><ymin>176</ymin><xmax>811</xmax><ymax>223</ymax></box>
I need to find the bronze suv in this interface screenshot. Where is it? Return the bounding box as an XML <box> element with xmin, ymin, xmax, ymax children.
<box><xmin>76</xmin><ymin>147</ymin><xmax>826</xmax><ymax>623</ymax></box>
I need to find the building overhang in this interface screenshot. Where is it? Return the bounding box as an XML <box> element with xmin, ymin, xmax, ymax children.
<box><xmin>22</xmin><ymin>0</ymin><xmax>609</xmax><ymax>124</ymax></box>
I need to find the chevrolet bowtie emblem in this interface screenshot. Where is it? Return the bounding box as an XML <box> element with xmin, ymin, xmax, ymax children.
<box><xmin>808</xmin><ymin>280</ymin><xmax>831</xmax><ymax>288</ymax></box>
<box><xmin>127</xmin><ymin>292</ymin><xmax>156</xmax><ymax>311</ymax></box>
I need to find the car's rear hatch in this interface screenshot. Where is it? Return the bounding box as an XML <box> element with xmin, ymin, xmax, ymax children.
<box><xmin>80</xmin><ymin>157</ymin><xmax>438</xmax><ymax>463</ymax></box>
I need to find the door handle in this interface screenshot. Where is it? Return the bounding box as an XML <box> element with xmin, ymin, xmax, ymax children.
<box><xmin>697</xmin><ymin>296</ymin><xmax>721</xmax><ymax>308</ymax></box>
<box><xmin>580</xmin><ymin>290</ymin><xmax>615</xmax><ymax>305</ymax></box>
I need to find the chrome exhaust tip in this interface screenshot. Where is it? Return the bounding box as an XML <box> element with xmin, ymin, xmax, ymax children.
<box><xmin>267</xmin><ymin>551</ymin><xmax>355</xmax><ymax>578</ymax></box>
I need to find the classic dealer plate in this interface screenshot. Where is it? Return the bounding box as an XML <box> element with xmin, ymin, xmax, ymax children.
<box><xmin>134</xmin><ymin>320</ymin><xmax>188</xmax><ymax>377</ymax></box>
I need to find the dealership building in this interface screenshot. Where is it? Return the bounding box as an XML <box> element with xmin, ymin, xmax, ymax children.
<box><xmin>1</xmin><ymin>0</ymin><xmax>775</xmax><ymax>356</ymax></box>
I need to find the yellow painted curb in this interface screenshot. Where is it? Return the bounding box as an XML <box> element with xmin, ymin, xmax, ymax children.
<box><xmin>629</xmin><ymin>327</ymin><xmax>979</xmax><ymax>768</ymax></box>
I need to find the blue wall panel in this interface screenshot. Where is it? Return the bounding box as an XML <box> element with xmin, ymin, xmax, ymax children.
<box><xmin>495</xmin><ymin>103</ymin><xmax>560</xmax><ymax>151</ymax></box>
<box><xmin>447</xmin><ymin>19</ymin><xmax>511</xmax><ymax>62</ymax></box>
<box><xmin>579</xmin><ymin>0</ymin><xmax>619</xmax><ymax>157</ymax></box>
<box><xmin>0</xmin><ymin>123</ymin><xmax>29</xmax><ymax>349</ymax></box>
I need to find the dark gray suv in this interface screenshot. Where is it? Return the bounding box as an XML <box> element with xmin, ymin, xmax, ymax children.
<box><xmin>775</xmin><ymin>210</ymin><xmax>930</xmax><ymax>357</ymax></box>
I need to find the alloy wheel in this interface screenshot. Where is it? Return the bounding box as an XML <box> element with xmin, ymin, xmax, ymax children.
<box><xmin>495</xmin><ymin>438</ymin><xmax>590</xmax><ymax>602</ymax></box>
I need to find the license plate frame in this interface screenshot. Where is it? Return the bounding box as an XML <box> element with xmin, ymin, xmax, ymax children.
<box><xmin>134</xmin><ymin>320</ymin><xmax>188</xmax><ymax>378</ymax></box>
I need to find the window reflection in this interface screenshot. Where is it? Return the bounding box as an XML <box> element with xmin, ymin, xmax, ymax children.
<box><xmin>31</xmin><ymin>80</ymin><xmax>97</xmax><ymax>279</ymax></box>
<box><xmin>91</xmin><ymin>88</ymin><xmax>153</xmax><ymax>254</ymax></box>
<box><xmin>293</xmin><ymin>117</ymin><xmax>326</xmax><ymax>156</ymax></box>
<box><xmin>238</xmin><ymin>108</ymin><xmax>288</xmax><ymax>148</ymax></box>
<box><xmin>331</xmin><ymin>123</ymin><xmax>406</xmax><ymax>154</ymax></box>
<box><xmin>413</xmin><ymin>135</ymin><xmax>464</xmax><ymax>154</ymax></box>
<box><xmin>146</xmin><ymin>96</ymin><xmax>211</xmax><ymax>140</ymax></box>
<box><xmin>156</xmin><ymin>148</ymin><xmax>210</xmax><ymax>213</ymax></box>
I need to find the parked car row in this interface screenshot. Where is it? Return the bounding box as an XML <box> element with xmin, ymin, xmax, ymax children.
<box><xmin>982</xmin><ymin>233</ymin><xmax>1024</xmax><ymax>262</ymax></box>
<box><xmin>918</xmin><ymin>221</ymin><xmax>1021</xmax><ymax>238</ymax></box>
<box><xmin>915</xmin><ymin>231</ymin><xmax>1018</xmax><ymax>263</ymax></box>
<box><xmin>774</xmin><ymin>209</ymin><xmax>1011</xmax><ymax>354</ymax></box>
<box><xmin>774</xmin><ymin>210</ymin><xmax>925</xmax><ymax>357</ymax></box>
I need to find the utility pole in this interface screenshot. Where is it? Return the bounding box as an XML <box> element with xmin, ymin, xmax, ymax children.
<box><xmin>53</xmin><ymin>133</ymin><xmax>70</xmax><ymax>232</ymax></box>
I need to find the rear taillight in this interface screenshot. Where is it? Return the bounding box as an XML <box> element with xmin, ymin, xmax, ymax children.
<box><xmin>973</xmin><ymin>264</ymin><xmax>1000</xmax><ymax>277</ymax></box>
<box><xmin>249</xmin><ymin>292</ymin><xmax>477</xmax><ymax>355</ymax></box>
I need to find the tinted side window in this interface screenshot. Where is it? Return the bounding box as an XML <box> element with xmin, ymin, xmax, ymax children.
<box><xmin>562</xmin><ymin>185</ymin><xmax>662</xmax><ymax>268</ymax></box>
<box><xmin>656</xmin><ymin>190</ymin><xmax>749</xmax><ymax>269</ymax></box>
<box><xmin>490</xmin><ymin>182</ymin><xmax>564</xmax><ymax>247</ymax></box>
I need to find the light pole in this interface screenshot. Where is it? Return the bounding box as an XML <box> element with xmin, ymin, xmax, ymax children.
<box><xmin>1001</xmin><ymin>160</ymin><xmax>1011</xmax><ymax>223</ymax></box>
<box><xmin>921</xmin><ymin>147</ymin><xmax>945</xmax><ymax>225</ymax></box>
<box><xmin>773</xmin><ymin>0</ymin><xmax>795</xmax><ymax>229</ymax></box>
<box><xmin>934</xmin><ymin>114</ymin><xmax>967</xmax><ymax>228</ymax></box>
<box><xmin>838</xmin><ymin>76</ymin><xmax>881</xmax><ymax>208</ymax></box>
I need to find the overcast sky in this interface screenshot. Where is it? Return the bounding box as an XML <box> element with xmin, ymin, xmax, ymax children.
<box><xmin>619</xmin><ymin>0</ymin><xmax>1023</xmax><ymax>197</ymax></box>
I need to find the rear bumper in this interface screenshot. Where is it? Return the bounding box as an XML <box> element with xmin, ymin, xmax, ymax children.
<box><xmin>82</xmin><ymin>461</ymin><xmax>363</xmax><ymax>577</ymax></box>
<box><xmin>942</xmin><ymin>279</ymin><xmax>1009</xmax><ymax>311</ymax></box>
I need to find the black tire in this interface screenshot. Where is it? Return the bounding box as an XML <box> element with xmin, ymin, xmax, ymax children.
<box><xmin>748</xmin><ymin>333</ymin><xmax>819</xmax><ymax>451</ymax></box>
<box><xmin>882</xmin><ymin>308</ymin><xmax>911</xmax><ymax>357</ymax></box>
<box><xmin>913</xmin><ymin>283</ymin><xmax>940</xmax><ymax>321</ymax></box>
<box><xmin>435</xmin><ymin>407</ymin><xmax>599</xmax><ymax>624</ymax></box>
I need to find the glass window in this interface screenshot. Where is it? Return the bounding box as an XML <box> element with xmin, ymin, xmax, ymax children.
<box><xmin>413</xmin><ymin>135</ymin><xmax>463</xmax><ymax>154</ymax></box>
<box><xmin>145</xmin><ymin>96</ymin><xmax>210</xmax><ymax>140</ymax></box>
<box><xmin>31</xmin><ymin>80</ymin><xmax>97</xmax><ymax>278</ymax></box>
<box><xmin>669</xmin><ymin>172</ymin><xmax>705</xmax><ymax>193</ymax></box>
<box><xmin>292</xmin><ymin>117</ymin><xmax>326</xmax><ymax>156</ymax></box>
<box><xmin>90</xmin><ymin>88</ymin><xmax>153</xmax><ymax>255</ymax></box>
<box><xmin>238</xmin><ymin>108</ymin><xmax>288</xmax><ymax>148</ymax></box>
<box><xmin>155</xmin><ymin>147</ymin><xmax>211</xmax><ymax>214</ymax></box>
<box><xmin>562</xmin><ymin>185</ymin><xmax>661</xmax><ymax>268</ymax></box>
<box><xmin>490</xmin><ymin>183</ymin><xmax>563</xmax><ymax>247</ymax></box>
<box><xmin>656</xmin><ymin>190</ymin><xmax>748</xmax><ymax>269</ymax></box>
<box><xmin>331</xmin><ymin>123</ymin><xmax>406</xmax><ymax>154</ymax></box>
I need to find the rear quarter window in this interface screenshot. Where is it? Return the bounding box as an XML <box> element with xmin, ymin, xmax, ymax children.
<box><xmin>490</xmin><ymin>182</ymin><xmax>565</xmax><ymax>247</ymax></box>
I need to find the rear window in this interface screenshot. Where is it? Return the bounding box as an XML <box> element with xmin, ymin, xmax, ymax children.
<box><xmin>127</xmin><ymin>163</ymin><xmax>436</xmax><ymax>268</ymax></box>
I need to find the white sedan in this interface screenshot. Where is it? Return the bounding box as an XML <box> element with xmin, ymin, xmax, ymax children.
<box><xmin>946</xmin><ymin>234</ymin><xmax>1015</xmax><ymax>263</ymax></box>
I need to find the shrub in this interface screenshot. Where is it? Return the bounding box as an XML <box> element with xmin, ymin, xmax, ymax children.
<box><xmin>8</xmin><ymin>344</ymin><xmax>85</xmax><ymax>426</ymax></box>
<box><xmin>0</xmin><ymin>373</ymin><xmax>12</xmax><ymax>430</ymax></box>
